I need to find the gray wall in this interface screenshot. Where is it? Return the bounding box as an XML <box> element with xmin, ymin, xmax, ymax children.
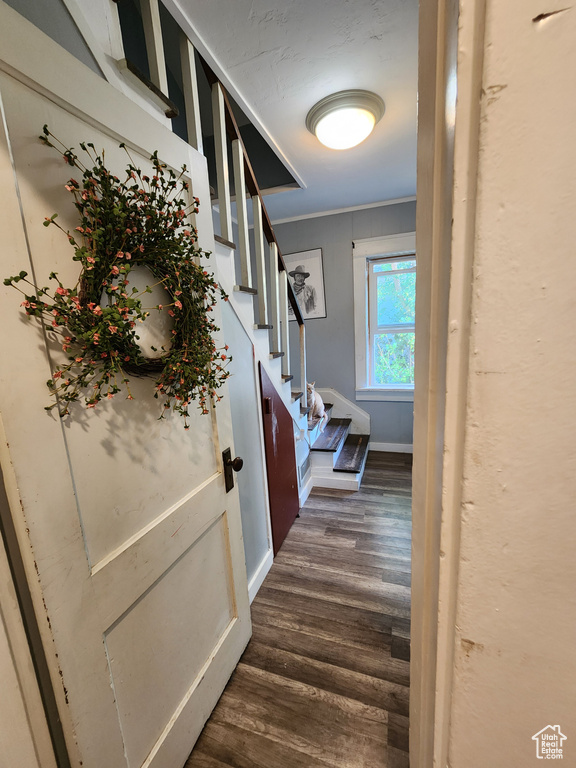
<box><xmin>5</xmin><ymin>0</ymin><xmax>102</xmax><ymax>76</ymax></box>
<box><xmin>275</xmin><ymin>201</ymin><xmax>416</xmax><ymax>446</ymax></box>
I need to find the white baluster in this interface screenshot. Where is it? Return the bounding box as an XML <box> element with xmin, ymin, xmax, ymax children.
<box><xmin>211</xmin><ymin>82</ymin><xmax>232</xmax><ymax>242</ymax></box>
<box><xmin>140</xmin><ymin>0</ymin><xmax>168</xmax><ymax>94</ymax></box>
<box><xmin>231</xmin><ymin>139</ymin><xmax>252</xmax><ymax>287</ymax></box>
<box><xmin>279</xmin><ymin>271</ymin><xmax>290</xmax><ymax>376</ymax></box>
<box><xmin>252</xmin><ymin>197</ymin><xmax>268</xmax><ymax>324</ymax></box>
<box><xmin>269</xmin><ymin>243</ymin><xmax>281</xmax><ymax>352</ymax></box>
<box><xmin>180</xmin><ymin>37</ymin><xmax>203</xmax><ymax>153</ymax></box>
<box><xmin>300</xmin><ymin>322</ymin><xmax>307</xmax><ymax>395</ymax></box>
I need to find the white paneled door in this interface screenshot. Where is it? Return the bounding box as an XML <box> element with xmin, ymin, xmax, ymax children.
<box><xmin>0</xmin><ymin>9</ymin><xmax>250</xmax><ymax>768</ymax></box>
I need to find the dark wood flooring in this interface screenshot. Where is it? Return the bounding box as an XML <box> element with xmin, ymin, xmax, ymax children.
<box><xmin>186</xmin><ymin>451</ymin><xmax>412</xmax><ymax>768</ymax></box>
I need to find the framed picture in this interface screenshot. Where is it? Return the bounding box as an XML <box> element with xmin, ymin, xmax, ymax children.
<box><xmin>284</xmin><ymin>248</ymin><xmax>327</xmax><ymax>320</ymax></box>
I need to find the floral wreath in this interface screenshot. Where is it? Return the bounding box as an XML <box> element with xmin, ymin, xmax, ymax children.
<box><xmin>4</xmin><ymin>126</ymin><xmax>231</xmax><ymax>429</ymax></box>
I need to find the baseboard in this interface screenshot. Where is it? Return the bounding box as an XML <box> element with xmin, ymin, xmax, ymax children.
<box><xmin>247</xmin><ymin>548</ymin><xmax>273</xmax><ymax>604</ymax></box>
<box><xmin>369</xmin><ymin>442</ymin><xmax>413</xmax><ymax>453</ymax></box>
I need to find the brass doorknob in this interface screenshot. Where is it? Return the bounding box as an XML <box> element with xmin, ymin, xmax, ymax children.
<box><xmin>226</xmin><ymin>456</ymin><xmax>244</xmax><ymax>472</ymax></box>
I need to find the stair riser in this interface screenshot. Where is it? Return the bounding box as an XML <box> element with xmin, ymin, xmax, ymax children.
<box><xmin>310</xmin><ymin>467</ymin><xmax>362</xmax><ymax>492</ymax></box>
<box><xmin>310</xmin><ymin>423</ymin><xmax>350</xmax><ymax>463</ymax></box>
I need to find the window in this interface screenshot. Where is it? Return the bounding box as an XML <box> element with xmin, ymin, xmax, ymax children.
<box><xmin>369</xmin><ymin>256</ymin><xmax>415</xmax><ymax>387</ymax></box>
<box><xmin>353</xmin><ymin>232</ymin><xmax>416</xmax><ymax>401</ymax></box>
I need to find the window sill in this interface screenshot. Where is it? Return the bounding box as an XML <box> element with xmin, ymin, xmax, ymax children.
<box><xmin>355</xmin><ymin>388</ymin><xmax>414</xmax><ymax>403</ymax></box>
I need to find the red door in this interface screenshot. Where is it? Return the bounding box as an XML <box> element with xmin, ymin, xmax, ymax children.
<box><xmin>259</xmin><ymin>363</ymin><xmax>300</xmax><ymax>554</ymax></box>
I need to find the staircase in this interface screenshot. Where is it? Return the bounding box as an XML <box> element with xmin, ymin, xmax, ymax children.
<box><xmin>195</xmin><ymin>58</ymin><xmax>369</xmax><ymax>499</ymax></box>
<box><xmin>306</xmin><ymin>403</ymin><xmax>370</xmax><ymax>491</ymax></box>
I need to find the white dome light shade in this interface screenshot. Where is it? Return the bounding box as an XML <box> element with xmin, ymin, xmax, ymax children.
<box><xmin>315</xmin><ymin>107</ymin><xmax>376</xmax><ymax>150</ymax></box>
<box><xmin>306</xmin><ymin>90</ymin><xmax>385</xmax><ymax>151</ymax></box>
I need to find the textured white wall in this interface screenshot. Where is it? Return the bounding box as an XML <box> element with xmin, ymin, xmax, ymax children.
<box><xmin>448</xmin><ymin>1</ymin><xmax>576</xmax><ymax>765</ymax></box>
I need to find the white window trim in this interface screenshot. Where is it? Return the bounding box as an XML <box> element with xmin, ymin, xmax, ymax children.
<box><xmin>353</xmin><ymin>232</ymin><xmax>416</xmax><ymax>402</ymax></box>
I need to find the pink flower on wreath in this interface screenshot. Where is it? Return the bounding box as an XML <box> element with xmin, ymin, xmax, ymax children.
<box><xmin>93</xmin><ymin>333</ymin><xmax>100</xmax><ymax>343</ymax></box>
<box><xmin>174</xmin><ymin>300</ymin><xmax>183</xmax><ymax>310</ymax></box>
<box><xmin>93</xmin><ymin>305</ymin><xmax>103</xmax><ymax>316</ymax></box>
<box><xmin>21</xmin><ymin>300</ymin><xmax>30</xmax><ymax>308</ymax></box>
<box><xmin>87</xmin><ymin>402</ymin><xmax>97</xmax><ymax>409</ymax></box>
<box><xmin>53</xmin><ymin>371</ymin><xmax>62</xmax><ymax>379</ymax></box>
<box><xmin>168</xmin><ymin>309</ymin><xmax>175</xmax><ymax>317</ymax></box>
<box><xmin>108</xmin><ymin>326</ymin><xmax>118</xmax><ymax>334</ymax></box>
<box><xmin>86</xmin><ymin>256</ymin><xmax>96</xmax><ymax>264</ymax></box>
<box><xmin>56</xmin><ymin>287</ymin><xmax>69</xmax><ymax>296</ymax></box>
<box><xmin>111</xmin><ymin>265</ymin><xmax>120</xmax><ymax>275</ymax></box>
<box><xmin>116</xmin><ymin>251</ymin><xmax>124</xmax><ymax>259</ymax></box>
<box><xmin>75</xmin><ymin>357</ymin><xmax>83</xmax><ymax>363</ymax></box>
<box><xmin>125</xmin><ymin>252</ymin><xmax>132</xmax><ymax>260</ymax></box>
<box><xmin>175</xmin><ymin>290</ymin><xmax>182</xmax><ymax>296</ymax></box>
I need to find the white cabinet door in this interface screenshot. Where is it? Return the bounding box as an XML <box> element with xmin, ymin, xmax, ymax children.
<box><xmin>0</xmin><ymin>11</ymin><xmax>250</xmax><ymax>768</ymax></box>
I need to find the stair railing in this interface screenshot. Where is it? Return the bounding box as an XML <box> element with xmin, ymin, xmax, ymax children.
<box><xmin>197</xmin><ymin>59</ymin><xmax>306</xmax><ymax>395</ymax></box>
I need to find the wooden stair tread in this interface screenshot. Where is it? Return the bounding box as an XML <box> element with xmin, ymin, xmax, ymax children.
<box><xmin>269</xmin><ymin>351</ymin><xmax>284</xmax><ymax>359</ymax></box>
<box><xmin>310</xmin><ymin>418</ymin><xmax>351</xmax><ymax>452</ymax></box>
<box><xmin>253</xmin><ymin>324</ymin><xmax>273</xmax><ymax>330</ymax></box>
<box><xmin>334</xmin><ymin>434</ymin><xmax>370</xmax><ymax>473</ymax></box>
<box><xmin>300</xmin><ymin>405</ymin><xmax>311</xmax><ymax>416</ymax></box>
<box><xmin>291</xmin><ymin>391</ymin><xmax>303</xmax><ymax>401</ymax></box>
<box><xmin>307</xmin><ymin>403</ymin><xmax>333</xmax><ymax>430</ymax></box>
<box><xmin>281</xmin><ymin>374</ymin><xmax>294</xmax><ymax>383</ymax></box>
<box><xmin>234</xmin><ymin>285</ymin><xmax>258</xmax><ymax>295</ymax></box>
<box><xmin>214</xmin><ymin>234</ymin><xmax>236</xmax><ymax>250</ymax></box>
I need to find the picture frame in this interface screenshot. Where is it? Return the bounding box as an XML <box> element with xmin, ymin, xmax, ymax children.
<box><xmin>284</xmin><ymin>248</ymin><xmax>327</xmax><ymax>320</ymax></box>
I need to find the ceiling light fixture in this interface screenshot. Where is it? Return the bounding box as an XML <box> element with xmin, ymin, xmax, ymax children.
<box><xmin>306</xmin><ymin>89</ymin><xmax>385</xmax><ymax>150</ymax></box>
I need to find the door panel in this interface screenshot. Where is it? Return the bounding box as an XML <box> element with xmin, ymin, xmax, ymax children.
<box><xmin>0</xmin><ymin>16</ymin><xmax>250</xmax><ymax>768</ymax></box>
<box><xmin>259</xmin><ymin>363</ymin><xmax>300</xmax><ymax>554</ymax></box>
<box><xmin>105</xmin><ymin>516</ymin><xmax>234</xmax><ymax>768</ymax></box>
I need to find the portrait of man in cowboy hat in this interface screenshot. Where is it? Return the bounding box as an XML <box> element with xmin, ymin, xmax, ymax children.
<box><xmin>285</xmin><ymin>249</ymin><xmax>327</xmax><ymax>320</ymax></box>
<box><xmin>288</xmin><ymin>264</ymin><xmax>317</xmax><ymax>314</ymax></box>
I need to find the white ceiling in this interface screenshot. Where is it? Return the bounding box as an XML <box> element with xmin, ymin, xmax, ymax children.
<box><xmin>173</xmin><ymin>0</ymin><xmax>418</xmax><ymax>222</ymax></box>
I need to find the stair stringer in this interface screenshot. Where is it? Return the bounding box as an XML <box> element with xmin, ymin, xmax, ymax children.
<box><xmin>315</xmin><ymin>388</ymin><xmax>371</xmax><ymax>436</ymax></box>
<box><xmin>212</xmin><ymin>240</ymin><xmax>307</xmax><ymax>432</ymax></box>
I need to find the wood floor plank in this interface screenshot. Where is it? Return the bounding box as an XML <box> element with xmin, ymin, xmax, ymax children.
<box><xmin>250</xmin><ymin>620</ymin><xmax>409</xmax><ymax>687</ymax></box>
<box><xmin>256</xmin><ymin>585</ymin><xmax>411</xmax><ymax>634</ymax></box>
<box><xmin>250</xmin><ymin>601</ymin><xmax>392</xmax><ymax>653</ymax></box>
<box><xmin>241</xmin><ymin>641</ymin><xmax>410</xmax><ymax>716</ymax></box>
<box><xmin>186</xmin><ymin>452</ymin><xmax>412</xmax><ymax>767</ymax></box>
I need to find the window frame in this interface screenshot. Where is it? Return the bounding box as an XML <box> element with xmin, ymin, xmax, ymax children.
<box><xmin>353</xmin><ymin>232</ymin><xmax>416</xmax><ymax>402</ymax></box>
<box><xmin>368</xmin><ymin>255</ymin><xmax>416</xmax><ymax>389</ymax></box>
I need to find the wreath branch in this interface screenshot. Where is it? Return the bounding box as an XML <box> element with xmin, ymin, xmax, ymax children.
<box><xmin>4</xmin><ymin>126</ymin><xmax>231</xmax><ymax>429</ymax></box>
